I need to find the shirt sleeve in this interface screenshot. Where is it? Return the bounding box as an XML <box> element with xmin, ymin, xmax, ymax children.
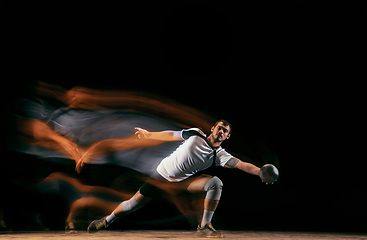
<box><xmin>162</xmin><ymin>130</ymin><xmax>184</xmax><ymax>139</ymax></box>
<box><xmin>181</xmin><ymin>128</ymin><xmax>206</xmax><ymax>140</ymax></box>
<box><xmin>216</xmin><ymin>148</ymin><xmax>234</xmax><ymax>167</ymax></box>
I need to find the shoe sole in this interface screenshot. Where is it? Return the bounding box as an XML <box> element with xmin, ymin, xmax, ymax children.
<box><xmin>87</xmin><ymin>225</ymin><xmax>98</xmax><ymax>234</ymax></box>
<box><xmin>87</xmin><ymin>229</ymin><xmax>98</xmax><ymax>234</ymax></box>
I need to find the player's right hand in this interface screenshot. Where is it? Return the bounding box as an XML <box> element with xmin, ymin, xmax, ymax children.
<box><xmin>134</xmin><ymin>127</ymin><xmax>150</xmax><ymax>139</ymax></box>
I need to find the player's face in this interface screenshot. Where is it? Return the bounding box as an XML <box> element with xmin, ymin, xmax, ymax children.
<box><xmin>211</xmin><ymin>122</ymin><xmax>231</xmax><ymax>142</ymax></box>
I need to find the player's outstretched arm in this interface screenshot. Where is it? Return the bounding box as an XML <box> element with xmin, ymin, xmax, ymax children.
<box><xmin>225</xmin><ymin>158</ymin><xmax>260</xmax><ymax>176</ymax></box>
<box><xmin>134</xmin><ymin>128</ymin><xmax>183</xmax><ymax>141</ymax></box>
<box><xmin>225</xmin><ymin>158</ymin><xmax>278</xmax><ymax>185</ymax></box>
<box><xmin>75</xmin><ymin>128</ymin><xmax>183</xmax><ymax>173</ymax></box>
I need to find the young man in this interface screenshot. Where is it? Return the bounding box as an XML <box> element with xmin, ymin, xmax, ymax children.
<box><xmin>87</xmin><ymin>120</ymin><xmax>270</xmax><ymax>238</ymax></box>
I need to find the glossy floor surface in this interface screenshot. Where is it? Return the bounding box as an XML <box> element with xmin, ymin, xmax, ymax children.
<box><xmin>1</xmin><ymin>230</ymin><xmax>366</xmax><ymax>240</ymax></box>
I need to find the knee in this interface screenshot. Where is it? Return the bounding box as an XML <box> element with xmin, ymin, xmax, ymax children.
<box><xmin>204</xmin><ymin>176</ymin><xmax>223</xmax><ymax>192</ymax></box>
<box><xmin>203</xmin><ymin>177</ymin><xmax>223</xmax><ymax>200</ymax></box>
<box><xmin>120</xmin><ymin>197</ymin><xmax>143</xmax><ymax>213</ymax></box>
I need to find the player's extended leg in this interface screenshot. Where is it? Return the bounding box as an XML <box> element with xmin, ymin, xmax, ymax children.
<box><xmin>87</xmin><ymin>191</ymin><xmax>152</xmax><ymax>233</ymax></box>
<box><xmin>66</xmin><ymin>197</ymin><xmax>119</xmax><ymax>233</ymax></box>
<box><xmin>185</xmin><ymin>175</ymin><xmax>223</xmax><ymax>238</ymax></box>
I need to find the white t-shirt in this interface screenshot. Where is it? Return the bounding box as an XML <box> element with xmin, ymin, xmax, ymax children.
<box><xmin>156</xmin><ymin>128</ymin><xmax>233</xmax><ymax>182</ymax></box>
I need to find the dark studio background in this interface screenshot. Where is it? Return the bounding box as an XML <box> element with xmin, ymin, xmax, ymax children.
<box><xmin>1</xmin><ymin>1</ymin><xmax>366</xmax><ymax>233</ymax></box>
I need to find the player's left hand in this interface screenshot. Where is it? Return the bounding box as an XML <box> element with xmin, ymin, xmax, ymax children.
<box><xmin>262</xmin><ymin>180</ymin><xmax>277</xmax><ymax>185</ymax></box>
<box><xmin>259</xmin><ymin>164</ymin><xmax>279</xmax><ymax>185</ymax></box>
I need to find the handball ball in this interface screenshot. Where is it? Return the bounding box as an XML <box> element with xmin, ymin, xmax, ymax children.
<box><xmin>259</xmin><ymin>164</ymin><xmax>279</xmax><ymax>184</ymax></box>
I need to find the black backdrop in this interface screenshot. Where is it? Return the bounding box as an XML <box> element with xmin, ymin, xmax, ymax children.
<box><xmin>2</xmin><ymin>1</ymin><xmax>366</xmax><ymax>232</ymax></box>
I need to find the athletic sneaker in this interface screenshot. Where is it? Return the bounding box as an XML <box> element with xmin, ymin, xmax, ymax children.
<box><xmin>87</xmin><ymin>216</ymin><xmax>109</xmax><ymax>233</ymax></box>
<box><xmin>196</xmin><ymin>222</ymin><xmax>223</xmax><ymax>238</ymax></box>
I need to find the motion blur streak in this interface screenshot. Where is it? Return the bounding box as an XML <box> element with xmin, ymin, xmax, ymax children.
<box><xmin>5</xmin><ymin>81</ymin><xmax>220</xmax><ymax>229</ymax></box>
<box><xmin>5</xmin><ymin>82</ymin><xmax>278</xmax><ymax>230</ymax></box>
<box><xmin>34</xmin><ymin>81</ymin><xmax>216</xmax><ymax>131</ymax></box>
<box><xmin>10</xmin><ymin>81</ymin><xmax>216</xmax><ymax>175</ymax></box>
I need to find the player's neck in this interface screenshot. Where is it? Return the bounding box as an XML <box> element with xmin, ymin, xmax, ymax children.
<box><xmin>207</xmin><ymin>134</ymin><xmax>222</xmax><ymax>148</ymax></box>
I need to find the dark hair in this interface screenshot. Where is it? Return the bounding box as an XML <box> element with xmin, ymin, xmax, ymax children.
<box><xmin>214</xmin><ymin>119</ymin><xmax>232</xmax><ymax>133</ymax></box>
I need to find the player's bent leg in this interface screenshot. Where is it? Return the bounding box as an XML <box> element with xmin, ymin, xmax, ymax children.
<box><xmin>198</xmin><ymin>176</ymin><xmax>223</xmax><ymax>237</ymax></box>
<box><xmin>186</xmin><ymin>175</ymin><xmax>223</xmax><ymax>238</ymax></box>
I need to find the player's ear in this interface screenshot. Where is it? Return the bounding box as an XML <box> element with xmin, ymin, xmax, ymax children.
<box><xmin>226</xmin><ymin>133</ymin><xmax>231</xmax><ymax>139</ymax></box>
<box><xmin>211</xmin><ymin>126</ymin><xmax>215</xmax><ymax>133</ymax></box>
